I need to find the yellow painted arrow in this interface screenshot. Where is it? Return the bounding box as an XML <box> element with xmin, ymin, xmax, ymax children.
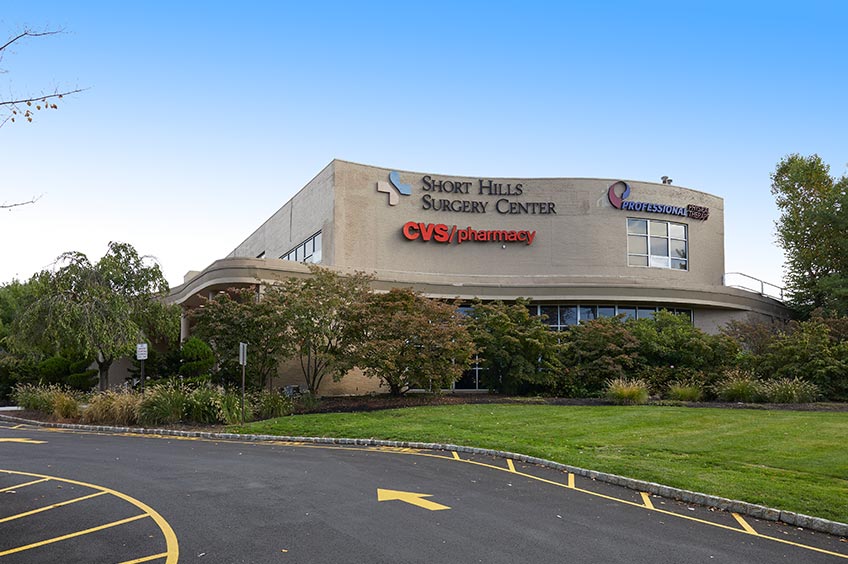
<box><xmin>377</xmin><ymin>488</ymin><xmax>450</xmax><ymax>511</ymax></box>
<box><xmin>0</xmin><ymin>438</ymin><xmax>46</xmax><ymax>444</ymax></box>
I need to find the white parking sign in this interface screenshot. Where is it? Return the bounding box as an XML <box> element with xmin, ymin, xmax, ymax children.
<box><xmin>136</xmin><ymin>343</ymin><xmax>148</xmax><ymax>360</ymax></box>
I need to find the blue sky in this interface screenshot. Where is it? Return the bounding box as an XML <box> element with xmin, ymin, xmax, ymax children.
<box><xmin>2</xmin><ymin>1</ymin><xmax>846</xmax><ymax>289</ymax></box>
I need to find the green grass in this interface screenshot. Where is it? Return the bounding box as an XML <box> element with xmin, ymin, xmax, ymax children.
<box><xmin>233</xmin><ymin>404</ymin><xmax>848</xmax><ymax>523</ymax></box>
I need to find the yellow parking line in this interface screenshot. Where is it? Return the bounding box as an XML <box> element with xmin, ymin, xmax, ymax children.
<box><xmin>567</xmin><ymin>473</ymin><xmax>575</xmax><ymax>489</ymax></box>
<box><xmin>435</xmin><ymin>456</ymin><xmax>848</xmax><ymax>560</ymax></box>
<box><xmin>506</xmin><ymin>459</ymin><xmax>516</xmax><ymax>473</ymax></box>
<box><xmin>0</xmin><ymin>491</ymin><xmax>107</xmax><ymax>523</ymax></box>
<box><xmin>0</xmin><ymin>513</ymin><xmax>148</xmax><ymax>557</ymax></box>
<box><xmin>452</xmin><ymin>451</ymin><xmax>460</xmax><ymax>460</ymax></box>
<box><xmin>0</xmin><ymin>469</ymin><xmax>179</xmax><ymax>563</ymax></box>
<box><xmin>0</xmin><ymin>477</ymin><xmax>48</xmax><ymax>493</ymax></box>
<box><xmin>119</xmin><ymin>552</ymin><xmax>169</xmax><ymax>563</ymax></box>
<box><xmin>640</xmin><ymin>492</ymin><xmax>655</xmax><ymax>510</ymax></box>
<box><xmin>733</xmin><ymin>512</ymin><xmax>758</xmax><ymax>535</ymax></box>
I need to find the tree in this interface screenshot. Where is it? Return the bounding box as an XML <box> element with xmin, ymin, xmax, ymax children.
<box><xmin>559</xmin><ymin>316</ymin><xmax>642</xmax><ymax>397</ymax></box>
<box><xmin>756</xmin><ymin>318</ymin><xmax>848</xmax><ymax>401</ymax></box>
<box><xmin>626</xmin><ymin>310</ymin><xmax>738</xmax><ymax>392</ymax></box>
<box><xmin>0</xmin><ymin>280</ymin><xmax>34</xmax><ymax>350</ymax></box>
<box><xmin>191</xmin><ymin>286</ymin><xmax>292</xmax><ymax>389</ymax></box>
<box><xmin>467</xmin><ymin>299</ymin><xmax>562</xmax><ymax>394</ymax></box>
<box><xmin>357</xmin><ymin>288</ymin><xmax>475</xmax><ymax>395</ymax></box>
<box><xmin>771</xmin><ymin>154</ymin><xmax>848</xmax><ymax>316</ymax></box>
<box><xmin>1</xmin><ymin>28</ymin><xmax>83</xmax><ymax>128</ymax></box>
<box><xmin>282</xmin><ymin>266</ymin><xmax>373</xmax><ymax>395</ymax></box>
<box><xmin>2</xmin><ymin>27</ymin><xmax>84</xmax><ymax>210</ymax></box>
<box><xmin>9</xmin><ymin>242</ymin><xmax>177</xmax><ymax>390</ymax></box>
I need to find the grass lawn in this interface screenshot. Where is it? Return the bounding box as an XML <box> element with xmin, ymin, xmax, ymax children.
<box><xmin>234</xmin><ymin>404</ymin><xmax>848</xmax><ymax>523</ymax></box>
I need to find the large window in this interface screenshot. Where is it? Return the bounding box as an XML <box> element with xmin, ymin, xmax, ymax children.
<box><xmin>280</xmin><ymin>231</ymin><xmax>322</xmax><ymax>264</ymax></box>
<box><xmin>527</xmin><ymin>303</ymin><xmax>693</xmax><ymax>329</ymax></box>
<box><xmin>627</xmin><ymin>218</ymin><xmax>687</xmax><ymax>270</ymax></box>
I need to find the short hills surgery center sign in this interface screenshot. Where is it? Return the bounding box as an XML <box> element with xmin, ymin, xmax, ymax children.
<box><xmin>379</xmin><ymin>171</ymin><xmax>553</xmax><ymax>248</ymax></box>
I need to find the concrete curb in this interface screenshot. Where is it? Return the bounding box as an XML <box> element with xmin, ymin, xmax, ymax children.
<box><xmin>2</xmin><ymin>413</ymin><xmax>846</xmax><ymax>538</ymax></box>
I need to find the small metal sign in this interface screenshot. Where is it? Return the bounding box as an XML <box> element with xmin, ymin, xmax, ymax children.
<box><xmin>136</xmin><ymin>343</ymin><xmax>148</xmax><ymax>361</ymax></box>
<box><xmin>239</xmin><ymin>342</ymin><xmax>248</xmax><ymax>366</ymax></box>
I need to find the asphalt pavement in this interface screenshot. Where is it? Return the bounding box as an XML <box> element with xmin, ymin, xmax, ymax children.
<box><xmin>1</xmin><ymin>420</ymin><xmax>846</xmax><ymax>563</ymax></box>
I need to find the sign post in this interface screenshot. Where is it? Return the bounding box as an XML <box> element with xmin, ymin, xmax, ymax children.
<box><xmin>136</xmin><ymin>343</ymin><xmax>148</xmax><ymax>394</ymax></box>
<box><xmin>238</xmin><ymin>342</ymin><xmax>248</xmax><ymax>425</ymax></box>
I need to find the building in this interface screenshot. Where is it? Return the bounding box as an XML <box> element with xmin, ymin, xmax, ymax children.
<box><xmin>169</xmin><ymin>160</ymin><xmax>788</xmax><ymax>394</ymax></box>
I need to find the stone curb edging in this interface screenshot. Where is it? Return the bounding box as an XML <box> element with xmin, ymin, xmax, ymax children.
<box><xmin>2</xmin><ymin>413</ymin><xmax>846</xmax><ymax>538</ymax></box>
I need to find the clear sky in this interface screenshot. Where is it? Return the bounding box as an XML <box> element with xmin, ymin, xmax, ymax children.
<box><xmin>1</xmin><ymin>1</ymin><xmax>846</xmax><ymax>291</ymax></box>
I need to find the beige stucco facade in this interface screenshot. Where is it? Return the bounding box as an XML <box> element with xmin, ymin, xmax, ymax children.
<box><xmin>169</xmin><ymin>160</ymin><xmax>788</xmax><ymax>394</ymax></box>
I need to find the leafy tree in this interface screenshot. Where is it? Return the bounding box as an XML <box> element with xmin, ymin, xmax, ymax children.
<box><xmin>559</xmin><ymin>316</ymin><xmax>642</xmax><ymax>397</ymax></box>
<box><xmin>628</xmin><ymin>311</ymin><xmax>737</xmax><ymax>370</ymax></box>
<box><xmin>357</xmin><ymin>288</ymin><xmax>475</xmax><ymax>395</ymax></box>
<box><xmin>0</xmin><ymin>280</ymin><xmax>34</xmax><ymax>350</ymax></box>
<box><xmin>191</xmin><ymin>286</ymin><xmax>292</xmax><ymax>390</ymax></box>
<box><xmin>755</xmin><ymin>319</ymin><xmax>848</xmax><ymax>401</ymax></box>
<box><xmin>467</xmin><ymin>299</ymin><xmax>561</xmax><ymax>394</ymax></box>
<box><xmin>771</xmin><ymin>154</ymin><xmax>848</xmax><ymax>316</ymax></box>
<box><xmin>721</xmin><ymin>315</ymin><xmax>794</xmax><ymax>356</ymax></box>
<box><xmin>9</xmin><ymin>242</ymin><xmax>177</xmax><ymax>390</ymax></box>
<box><xmin>281</xmin><ymin>266</ymin><xmax>373</xmax><ymax>395</ymax></box>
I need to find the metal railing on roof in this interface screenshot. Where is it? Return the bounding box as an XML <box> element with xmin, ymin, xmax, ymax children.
<box><xmin>724</xmin><ymin>272</ymin><xmax>784</xmax><ymax>301</ymax></box>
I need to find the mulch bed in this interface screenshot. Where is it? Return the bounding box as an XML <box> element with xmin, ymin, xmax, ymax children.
<box><xmin>4</xmin><ymin>396</ymin><xmax>846</xmax><ymax>429</ymax></box>
<box><xmin>299</xmin><ymin>394</ymin><xmax>848</xmax><ymax>414</ymax></box>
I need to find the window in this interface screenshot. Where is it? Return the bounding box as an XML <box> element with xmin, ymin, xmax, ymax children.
<box><xmin>627</xmin><ymin>219</ymin><xmax>687</xmax><ymax>271</ymax></box>
<box><xmin>528</xmin><ymin>303</ymin><xmax>694</xmax><ymax>326</ymax></box>
<box><xmin>280</xmin><ymin>231</ymin><xmax>322</xmax><ymax>264</ymax></box>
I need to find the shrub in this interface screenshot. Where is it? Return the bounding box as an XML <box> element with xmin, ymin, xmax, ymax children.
<box><xmin>179</xmin><ymin>337</ymin><xmax>215</xmax><ymax>378</ymax></box>
<box><xmin>559</xmin><ymin>317</ymin><xmax>642</xmax><ymax>397</ymax></box>
<box><xmin>138</xmin><ymin>384</ymin><xmax>187</xmax><ymax>426</ymax></box>
<box><xmin>219</xmin><ymin>390</ymin><xmax>252</xmax><ymax>425</ymax></box>
<box><xmin>110</xmin><ymin>391</ymin><xmax>142</xmax><ymax>425</ymax></box>
<box><xmin>605</xmin><ymin>377</ymin><xmax>649</xmax><ymax>405</ymax></box>
<box><xmin>68</xmin><ymin>358</ymin><xmax>94</xmax><ymax>374</ymax></box>
<box><xmin>628</xmin><ymin>311</ymin><xmax>739</xmax><ymax>376</ymax></box>
<box><xmin>715</xmin><ymin>370</ymin><xmax>762</xmax><ymax>402</ymax></box>
<box><xmin>254</xmin><ymin>390</ymin><xmax>293</xmax><ymax>420</ymax></box>
<box><xmin>760</xmin><ymin>378</ymin><xmax>819</xmax><ymax>403</ymax></box>
<box><xmin>756</xmin><ymin>320</ymin><xmax>848</xmax><ymax>401</ymax></box>
<box><xmin>83</xmin><ymin>392</ymin><xmax>117</xmax><ymax>424</ymax></box>
<box><xmin>13</xmin><ymin>383</ymin><xmax>58</xmax><ymax>413</ymax></box>
<box><xmin>66</xmin><ymin>370</ymin><xmax>98</xmax><ymax>392</ymax></box>
<box><xmin>37</xmin><ymin>356</ymin><xmax>71</xmax><ymax>384</ymax></box>
<box><xmin>184</xmin><ymin>386</ymin><xmax>223</xmax><ymax>424</ymax></box>
<box><xmin>295</xmin><ymin>392</ymin><xmax>320</xmax><ymax>413</ymax></box>
<box><xmin>667</xmin><ymin>380</ymin><xmax>704</xmax><ymax>402</ymax></box>
<box><xmin>12</xmin><ymin>383</ymin><xmax>80</xmax><ymax>418</ymax></box>
<box><xmin>83</xmin><ymin>390</ymin><xmax>142</xmax><ymax>425</ymax></box>
<box><xmin>638</xmin><ymin>366</ymin><xmax>719</xmax><ymax>397</ymax></box>
<box><xmin>52</xmin><ymin>392</ymin><xmax>80</xmax><ymax>419</ymax></box>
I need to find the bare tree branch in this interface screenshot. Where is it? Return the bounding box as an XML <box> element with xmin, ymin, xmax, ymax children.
<box><xmin>0</xmin><ymin>88</ymin><xmax>86</xmax><ymax>107</ymax></box>
<box><xmin>0</xmin><ymin>29</ymin><xmax>63</xmax><ymax>54</ymax></box>
<box><xmin>1</xmin><ymin>194</ymin><xmax>42</xmax><ymax>210</ymax></box>
<box><xmin>1</xmin><ymin>27</ymin><xmax>83</xmax><ymax>129</ymax></box>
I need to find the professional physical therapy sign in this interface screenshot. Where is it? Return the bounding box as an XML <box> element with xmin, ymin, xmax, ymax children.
<box><xmin>607</xmin><ymin>180</ymin><xmax>710</xmax><ymax>221</ymax></box>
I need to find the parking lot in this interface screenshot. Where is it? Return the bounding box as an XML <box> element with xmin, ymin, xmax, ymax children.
<box><xmin>1</xmin><ymin>419</ymin><xmax>846</xmax><ymax>563</ymax></box>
